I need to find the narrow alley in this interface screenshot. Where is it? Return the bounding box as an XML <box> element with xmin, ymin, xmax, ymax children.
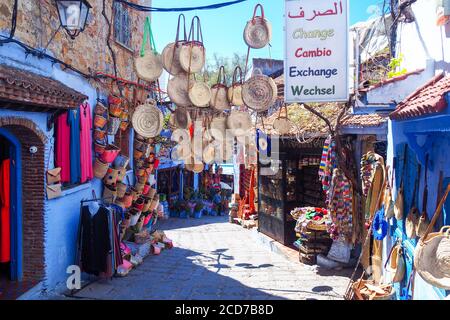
<box><xmin>67</xmin><ymin>217</ymin><xmax>351</xmax><ymax>300</ymax></box>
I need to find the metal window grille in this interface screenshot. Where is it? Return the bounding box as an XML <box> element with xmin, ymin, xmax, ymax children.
<box><xmin>114</xmin><ymin>2</ymin><xmax>132</xmax><ymax>48</ymax></box>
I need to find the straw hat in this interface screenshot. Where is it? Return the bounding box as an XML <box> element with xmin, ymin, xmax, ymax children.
<box><xmin>134</xmin><ymin>51</ymin><xmax>164</xmax><ymax>82</ymax></box>
<box><xmin>179</xmin><ymin>44</ymin><xmax>206</xmax><ymax>74</ymax></box>
<box><xmin>242</xmin><ymin>75</ymin><xmax>277</xmax><ymax>112</ymax></box>
<box><xmin>170</xmin><ymin>108</ymin><xmax>192</xmax><ymax>129</ymax></box>
<box><xmin>161</xmin><ymin>42</ymin><xmax>184</xmax><ymax>75</ymax></box>
<box><xmin>273</xmin><ymin>117</ymin><xmax>293</xmax><ymax>135</ymax></box>
<box><xmin>414</xmin><ymin>226</ymin><xmax>450</xmax><ymax>289</ymax></box>
<box><xmin>167</xmin><ymin>73</ymin><xmax>191</xmax><ymax>107</ymax></box>
<box><xmin>132</xmin><ymin>103</ymin><xmax>164</xmax><ymax>138</ymax></box>
<box><xmin>226</xmin><ymin>110</ymin><xmax>252</xmax><ymax>137</ymax></box>
<box><xmin>243</xmin><ymin>15</ymin><xmax>272</xmax><ymax>49</ymax></box>
<box><xmin>189</xmin><ymin>81</ymin><xmax>211</xmax><ymax>108</ymax></box>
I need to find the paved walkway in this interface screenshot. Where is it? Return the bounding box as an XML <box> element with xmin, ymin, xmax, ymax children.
<box><xmin>69</xmin><ymin>216</ymin><xmax>351</xmax><ymax>300</ymax></box>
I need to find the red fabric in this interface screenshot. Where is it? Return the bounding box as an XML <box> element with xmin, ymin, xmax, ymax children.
<box><xmin>55</xmin><ymin>112</ymin><xmax>71</xmax><ymax>183</ymax></box>
<box><xmin>0</xmin><ymin>159</ymin><xmax>10</xmax><ymax>263</ymax></box>
<box><xmin>79</xmin><ymin>102</ymin><xmax>93</xmax><ymax>183</ymax></box>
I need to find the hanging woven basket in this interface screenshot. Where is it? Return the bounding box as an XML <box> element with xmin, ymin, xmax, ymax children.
<box><xmin>243</xmin><ymin>4</ymin><xmax>272</xmax><ymax>49</ymax></box>
<box><xmin>242</xmin><ymin>72</ymin><xmax>277</xmax><ymax>112</ymax></box>
<box><xmin>210</xmin><ymin>66</ymin><xmax>230</xmax><ymax>112</ymax></box>
<box><xmin>135</xmin><ymin>17</ymin><xmax>164</xmax><ymax>82</ymax></box>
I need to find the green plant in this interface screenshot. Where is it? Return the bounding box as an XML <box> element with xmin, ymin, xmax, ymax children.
<box><xmin>387</xmin><ymin>54</ymin><xmax>407</xmax><ymax>79</ymax></box>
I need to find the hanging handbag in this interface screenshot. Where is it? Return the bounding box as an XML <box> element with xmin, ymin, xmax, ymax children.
<box><xmin>210</xmin><ymin>65</ymin><xmax>230</xmax><ymax>112</ymax></box>
<box><xmin>384</xmin><ymin>241</ymin><xmax>405</xmax><ymax>283</ymax></box>
<box><xmin>227</xmin><ymin>66</ymin><xmax>245</xmax><ymax>107</ymax></box>
<box><xmin>134</xmin><ymin>17</ymin><xmax>163</xmax><ymax>82</ymax></box>
<box><xmin>406</xmin><ymin>164</ymin><xmax>421</xmax><ymax>239</ymax></box>
<box><xmin>47</xmin><ymin>167</ymin><xmax>61</xmax><ymax>185</ymax></box>
<box><xmin>417</xmin><ymin>154</ymin><xmax>430</xmax><ymax>238</ymax></box>
<box><xmin>46</xmin><ymin>147</ymin><xmax>62</xmax><ymax>185</ymax></box>
<box><xmin>394</xmin><ymin>144</ymin><xmax>408</xmax><ymax>220</ymax></box>
<box><xmin>384</xmin><ymin>166</ymin><xmax>395</xmax><ymax>219</ymax></box>
<box><xmin>47</xmin><ymin>183</ymin><xmax>62</xmax><ymax>200</ymax></box>
<box><xmin>179</xmin><ymin>16</ymin><xmax>206</xmax><ymax>74</ymax></box>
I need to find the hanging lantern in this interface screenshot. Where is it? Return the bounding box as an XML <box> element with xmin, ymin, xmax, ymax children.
<box><xmin>55</xmin><ymin>0</ymin><xmax>91</xmax><ymax>39</ymax></box>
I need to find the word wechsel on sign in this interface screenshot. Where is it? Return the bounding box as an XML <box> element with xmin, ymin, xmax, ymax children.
<box><xmin>284</xmin><ymin>0</ymin><xmax>349</xmax><ymax>103</ymax></box>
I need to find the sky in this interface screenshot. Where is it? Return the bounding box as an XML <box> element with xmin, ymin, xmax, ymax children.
<box><xmin>150</xmin><ymin>0</ymin><xmax>381</xmax><ymax>63</ymax></box>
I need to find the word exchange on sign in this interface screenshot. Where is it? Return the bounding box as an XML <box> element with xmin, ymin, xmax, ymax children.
<box><xmin>285</xmin><ymin>0</ymin><xmax>349</xmax><ymax>103</ymax></box>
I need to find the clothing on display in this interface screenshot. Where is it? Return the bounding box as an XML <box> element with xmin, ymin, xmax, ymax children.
<box><xmin>327</xmin><ymin>168</ymin><xmax>353</xmax><ymax>242</ymax></box>
<box><xmin>80</xmin><ymin>102</ymin><xmax>93</xmax><ymax>183</ymax></box>
<box><xmin>0</xmin><ymin>159</ymin><xmax>10</xmax><ymax>263</ymax></box>
<box><xmin>55</xmin><ymin>111</ymin><xmax>71</xmax><ymax>183</ymax></box>
<box><xmin>68</xmin><ymin>107</ymin><xmax>82</xmax><ymax>184</ymax></box>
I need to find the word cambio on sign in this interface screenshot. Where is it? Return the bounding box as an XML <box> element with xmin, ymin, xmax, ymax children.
<box><xmin>284</xmin><ymin>0</ymin><xmax>349</xmax><ymax>103</ymax></box>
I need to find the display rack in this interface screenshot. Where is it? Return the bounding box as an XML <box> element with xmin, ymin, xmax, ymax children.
<box><xmin>257</xmin><ymin>138</ymin><xmax>326</xmax><ymax>246</ymax></box>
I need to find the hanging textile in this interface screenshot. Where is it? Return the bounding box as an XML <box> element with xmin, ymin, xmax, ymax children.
<box><xmin>80</xmin><ymin>102</ymin><xmax>93</xmax><ymax>183</ymax></box>
<box><xmin>0</xmin><ymin>159</ymin><xmax>10</xmax><ymax>263</ymax></box>
<box><xmin>68</xmin><ymin>107</ymin><xmax>82</xmax><ymax>184</ymax></box>
<box><xmin>327</xmin><ymin>168</ymin><xmax>353</xmax><ymax>243</ymax></box>
<box><xmin>319</xmin><ymin>135</ymin><xmax>337</xmax><ymax>192</ymax></box>
<box><xmin>79</xmin><ymin>205</ymin><xmax>111</xmax><ymax>276</ymax></box>
<box><xmin>55</xmin><ymin>111</ymin><xmax>71</xmax><ymax>183</ymax></box>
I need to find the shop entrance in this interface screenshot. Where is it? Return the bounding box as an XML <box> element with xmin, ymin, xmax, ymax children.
<box><xmin>0</xmin><ymin>128</ymin><xmax>22</xmax><ymax>284</ymax></box>
<box><xmin>0</xmin><ymin>120</ymin><xmax>46</xmax><ymax>299</ymax></box>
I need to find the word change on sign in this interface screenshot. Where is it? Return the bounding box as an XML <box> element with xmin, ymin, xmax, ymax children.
<box><xmin>284</xmin><ymin>0</ymin><xmax>349</xmax><ymax>103</ymax></box>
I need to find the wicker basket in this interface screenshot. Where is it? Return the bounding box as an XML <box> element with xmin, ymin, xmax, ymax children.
<box><xmin>352</xmin><ymin>280</ymin><xmax>396</xmax><ymax>300</ymax></box>
<box><xmin>103</xmin><ymin>184</ymin><xmax>117</xmax><ymax>202</ymax></box>
<box><xmin>94</xmin><ymin>158</ymin><xmax>109</xmax><ymax>179</ymax></box>
<box><xmin>116</xmin><ymin>181</ymin><xmax>128</xmax><ymax>199</ymax></box>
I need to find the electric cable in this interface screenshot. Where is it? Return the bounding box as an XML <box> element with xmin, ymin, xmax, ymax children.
<box><xmin>115</xmin><ymin>0</ymin><xmax>248</xmax><ymax>12</ymax></box>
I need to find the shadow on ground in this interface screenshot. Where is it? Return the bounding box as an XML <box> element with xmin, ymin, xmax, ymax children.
<box><xmin>69</xmin><ymin>245</ymin><xmax>289</xmax><ymax>300</ymax></box>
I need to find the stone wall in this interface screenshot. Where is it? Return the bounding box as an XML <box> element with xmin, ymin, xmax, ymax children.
<box><xmin>0</xmin><ymin>0</ymin><xmax>151</xmax><ymax>82</ymax></box>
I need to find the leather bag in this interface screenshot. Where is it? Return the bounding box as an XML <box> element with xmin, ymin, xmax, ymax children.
<box><xmin>47</xmin><ymin>183</ymin><xmax>62</xmax><ymax>200</ymax></box>
<box><xmin>47</xmin><ymin>167</ymin><xmax>61</xmax><ymax>185</ymax></box>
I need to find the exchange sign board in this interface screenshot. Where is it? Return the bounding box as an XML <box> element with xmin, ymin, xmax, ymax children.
<box><xmin>284</xmin><ymin>0</ymin><xmax>349</xmax><ymax>103</ymax></box>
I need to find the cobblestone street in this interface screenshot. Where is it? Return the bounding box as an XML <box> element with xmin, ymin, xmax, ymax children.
<box><xmin>69</xmin><ymin>216</ymin><xmax>351</xmax><ymax>300</ymax></box>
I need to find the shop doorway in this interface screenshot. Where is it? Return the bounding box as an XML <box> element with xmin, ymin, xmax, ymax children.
<box><xmin>0</xmin><ymin>121</ymin><xmax>46</xmax><ymax>299</ymax></box>
<box><xmin>0</xmin><ymin>128</ymin><xmax>22</xmax><ymax>283</ymax></box>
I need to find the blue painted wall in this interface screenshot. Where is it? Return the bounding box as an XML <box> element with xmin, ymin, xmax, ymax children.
<box><xmin>385</xmin><ymin>114</ymin><xmax>450</xmax><ymax>300</ymax></box>
<box><xmin>0</xmin><ymin>41</ymin><xmax>125</xmax><ymax>293</ymax></box>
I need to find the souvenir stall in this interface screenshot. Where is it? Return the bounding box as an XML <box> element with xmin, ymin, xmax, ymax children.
<box><xmin>255</xmin><ymin>98</ymin><xmax>339</xmax><ymax>247</ymax></box>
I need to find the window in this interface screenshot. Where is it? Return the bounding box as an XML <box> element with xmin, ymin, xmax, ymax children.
<box><xmin>114</xmin><ymin>2</ymin><xmax>132</xmax><ymax>49</ymax></box>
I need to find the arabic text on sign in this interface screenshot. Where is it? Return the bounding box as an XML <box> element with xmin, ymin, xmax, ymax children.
<box><xmin>288</xmin><ymin>1</ymin><xmax>343</xmax><ymax>21</ymax></box>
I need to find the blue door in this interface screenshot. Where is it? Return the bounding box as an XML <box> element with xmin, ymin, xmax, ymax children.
<box><xmin>0</xmin><ymin>128</ymin><xmax>22</xmax><ymax>281</ymax></box>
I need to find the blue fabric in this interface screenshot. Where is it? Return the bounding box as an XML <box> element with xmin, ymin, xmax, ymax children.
<box><xmin>68</xmin><ymin>108</ymin><xmax>81</xmax><ymax>184</ymax></box>
<box><xmin>372</xmin><ymin>206</ymin><xmax>388</xmax><ymax>240</ymax></box>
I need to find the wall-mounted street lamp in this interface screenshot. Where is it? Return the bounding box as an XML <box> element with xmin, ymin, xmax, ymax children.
<box><xmin>54</xmin><ymin>0</ymin><xmax>92</xmax><ymax>39</ymax></box>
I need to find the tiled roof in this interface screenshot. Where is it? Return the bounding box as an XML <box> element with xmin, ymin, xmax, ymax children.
<box><xmin>0</xmin><ymin>64</ymin><xmax>87</xmax><ymax>110</ymax></box>
<box><xmin>359</xmin><ymin>69</ymin><xmax>425</xmax><ymax>92</ymax></box>
<box><xmin>390</xmin><ymin>72</ymin><xmax>450</xmax><ymax>120</ymax></box>
<box><xmin>340</xmin><ymin>113</ymin><xmax>388</xmax><ymax>128</ymax></box>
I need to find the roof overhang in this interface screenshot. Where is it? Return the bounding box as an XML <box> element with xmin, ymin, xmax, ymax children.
<box><xmin>0</xmin><ymin>64</ymin><xmax>87</xmax><ymax>112</ymax></box>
